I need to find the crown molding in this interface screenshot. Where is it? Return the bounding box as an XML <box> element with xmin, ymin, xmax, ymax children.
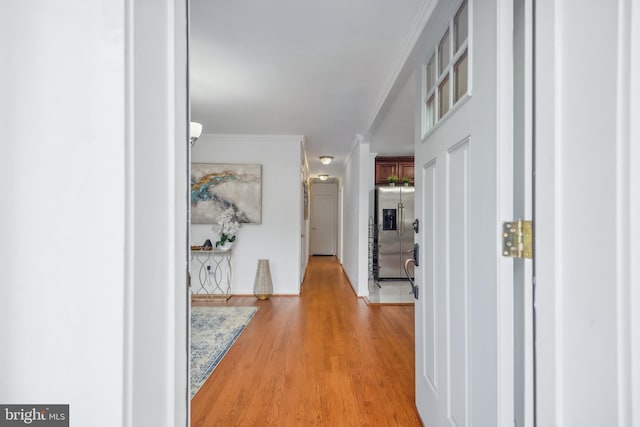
<box><xmin>205</xmin><ymin>133</ymin><xmax>305</xmax><ymax>143</ymax></box>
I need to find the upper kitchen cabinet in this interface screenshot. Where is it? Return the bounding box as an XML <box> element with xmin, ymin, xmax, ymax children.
<box><xmin>374</xmin><ymin>156</ymin><xmax>414</xmax><ymax>185</ymax></box>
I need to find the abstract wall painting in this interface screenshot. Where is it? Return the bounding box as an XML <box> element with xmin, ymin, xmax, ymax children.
<box><xmin>191</xmin><ymin>163</ymin><xmax>262</xmax><ymax>224</ymax></box>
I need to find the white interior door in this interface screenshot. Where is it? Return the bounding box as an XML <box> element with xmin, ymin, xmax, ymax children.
<box><xmin>414</xmin><ymin>1</ymin><xmax>514</xmax><ymax>425</ymax></box>
<box><xmin>310</xmin><ymin>188</ymin><xmax>337</xmax><ymax>255</ymax></box>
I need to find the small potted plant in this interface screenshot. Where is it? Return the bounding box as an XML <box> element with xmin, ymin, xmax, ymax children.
<box><xmin>387</xmin><ymin>175</ymin><xmax>398</xmax><ymax>186</ymax></box>
<box><xmin>401</xmin><ymin>176</ymin><xmax>411</xmax><ymax>186</ymax></box>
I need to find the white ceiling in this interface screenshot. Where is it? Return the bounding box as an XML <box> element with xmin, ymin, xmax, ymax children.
<box><xmin>190</xmin><ymin>0</ymin><xmax>430</xmax><ymax>178</ymax></box>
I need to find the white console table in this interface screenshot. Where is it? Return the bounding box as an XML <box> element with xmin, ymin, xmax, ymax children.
<box><xmin>190</xmin><ymin>248</ymin><xmax>232</xmax><ymax>301</ymax></box>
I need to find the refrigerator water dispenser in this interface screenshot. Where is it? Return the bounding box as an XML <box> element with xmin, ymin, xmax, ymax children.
<box><xmin>382</xmin><ymin>209</ymin><xmax>397</xmax><ymax>230</ymax></box>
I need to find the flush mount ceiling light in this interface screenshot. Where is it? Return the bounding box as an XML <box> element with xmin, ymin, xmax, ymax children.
<box><xmin>318</xmin><ymin>174</ymin><xmax>329</xmax><ymax>181</ymax></box>
<box><xmin>319</xmin><ymin>156</ymin><xmax>333</xmax><ymax>165</ymax></box>
<box><xmin>190</xmin><ymin>122</ymin><xmax>203</xmax><ymax>147</ymax></box>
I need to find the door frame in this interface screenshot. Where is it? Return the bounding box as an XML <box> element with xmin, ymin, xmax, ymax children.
<box><xmin>513</xmin><ymin>0</ymin><xmax>535</xmax><ymax>425</ymax></box>
<box><xmin>125</xmin><ymin>0</ymin><xmax>189</xmax><ymax>425</ymax></box>
<box><xmin>534</xmin><ymin>0</ymin><xmax>640</xmax><ymax>424</ymax></box>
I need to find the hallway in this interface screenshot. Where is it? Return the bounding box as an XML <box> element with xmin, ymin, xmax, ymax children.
<box><xmin>191</xmin><ymin>256</ymin><xmax>423</xmax><ymax>426</ymax></box>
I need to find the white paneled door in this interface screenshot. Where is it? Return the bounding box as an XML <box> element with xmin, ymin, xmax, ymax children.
<box><xmin>310</xmin><ymin>185</ymin><xmax>337</xmax><ymax>256</ymax></box>
<box><xmin>414</xmin><ymin>0</ymin><xmax>515</xmax><ymax>426</ymax></box>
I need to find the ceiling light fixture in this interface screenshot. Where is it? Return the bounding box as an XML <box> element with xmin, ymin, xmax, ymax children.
<box><xmin>190</xmin><ymin>122</ymin><xmax>203</xmax><ymax>147</ymax></box>
<box><xmin>319</xmin><ymin>156</ymin><xmax>333</xmax><ymax>165</ymax></box>
<box><xmin>318</xmin><ymin>174</ymin><xmax>329</xmax><ymax>181</ymax></box>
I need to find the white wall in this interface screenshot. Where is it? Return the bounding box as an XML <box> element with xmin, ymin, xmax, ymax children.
<box><xmin>0</xmin><ymin>3</ymin><xmax>125</xmax><ymax>425</ymax></box>
<box><xmin>191</xmin><ymin>134</ymin><xmax>303</xmax><ymax>294</ymax></box>
<box><xmin>341</xmin><ymin>140</ymin><xmax>373</xmax><ymax>296</ymax></box>
<box><xmin>367</xmin><ymin>73</ymin><xmax>415</xmax><ymax>157</ymax></box>
<box><xmin>0</xmin><ymin>1</ymin><xmax>189</xmax><ymax>426</ymax></box>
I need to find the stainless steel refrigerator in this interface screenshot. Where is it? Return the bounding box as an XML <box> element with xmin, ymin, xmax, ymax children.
<box><xmin>374</xmin><ymin>186</ymin><xmax>415</xmax><ymax>279</ymax></box>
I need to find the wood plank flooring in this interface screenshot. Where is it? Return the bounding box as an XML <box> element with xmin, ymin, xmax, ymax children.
<box><xmin>191</xmin><ymin>256</ymin><xmax>423</xmax><ymax>426</ymax></box>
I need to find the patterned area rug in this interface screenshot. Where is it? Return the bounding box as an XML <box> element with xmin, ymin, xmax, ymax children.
<box><xmin>191</xmin><ymin>306</ymin><xmax>258</xmax><ymax>397</ymax></box>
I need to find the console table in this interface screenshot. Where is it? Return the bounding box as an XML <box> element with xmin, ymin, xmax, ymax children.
<box><xmin>190</xmin><ymin>248</ymin><xmax>232</xmax><ymax>301</ymax></box>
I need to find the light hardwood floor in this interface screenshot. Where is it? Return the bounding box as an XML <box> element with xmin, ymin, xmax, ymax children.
<box><xmin>191</xmin><ymin>256</ymin><xmax>423</xmax><ymax>426</ymax></box>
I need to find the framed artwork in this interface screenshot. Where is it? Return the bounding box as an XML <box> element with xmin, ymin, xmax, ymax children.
<box><xmin>191</xmin><ymin>163</ymin><xmax>262</xmax><ymax>224</ymax></box>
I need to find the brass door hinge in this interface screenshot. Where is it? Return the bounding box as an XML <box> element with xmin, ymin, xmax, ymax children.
<box><xmin>502</xmin><ymin>220</ymin><xmax>533</xmax><ymax>259</ymax></box>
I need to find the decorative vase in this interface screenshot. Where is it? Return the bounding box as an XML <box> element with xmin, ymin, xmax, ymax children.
<box><xmin>403</xmin><ymin>182</ymin><xmax>409</xmax><ymax>187</ymax></box>
<box><xmin>217</xmin><ymin>240</ymin><xmax>234</xmax><ymax>252</ymax></box>
<box><xmin>389</xmin><ymin>182</ymin><xmax>396</xmax><ymax>187</ymax></box>
<box><xmin>253</xmin><ymin>259</ymin><xmax>273</xmax><ymax>300</ymax></box>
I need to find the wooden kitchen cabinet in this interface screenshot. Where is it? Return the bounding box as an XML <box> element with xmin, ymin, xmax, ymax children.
<box><xmin>374</xmin><ymin>156</ymin><xmax>414</xmax><ymax>185</ymax></box>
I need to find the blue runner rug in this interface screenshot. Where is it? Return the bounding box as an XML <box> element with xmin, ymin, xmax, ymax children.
<box><xmin>191</xmin><ymin>306</ymin><xmax>258</xmax><ymax>397</ymax></box>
